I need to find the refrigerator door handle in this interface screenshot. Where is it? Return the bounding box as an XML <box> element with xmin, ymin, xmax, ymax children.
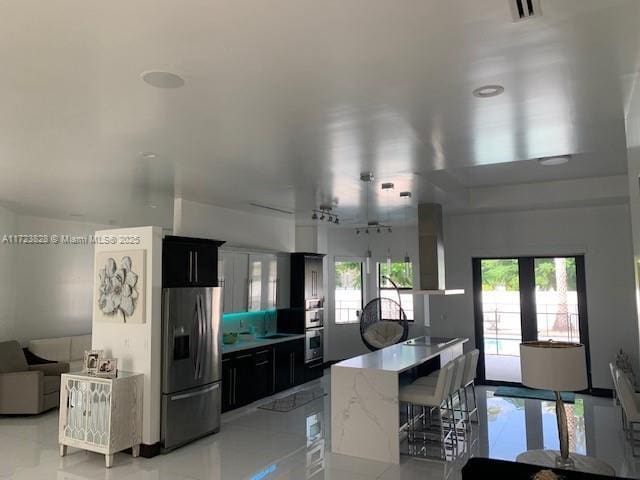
<box><xmin>196</xmin><ymin>294</ymin><xmax>205</xmax><ymax>379</ymax></box>
<box><xmin>170</xmin><ymin>383</ymin><xmax>219</xmax><ymax>401</ymax></box>
<box><xmin>195</xmin><ymin>251</ymin><xmax>198</xmax><ymax>283</ymax></box>
<box><xmin>188</xmin><ymin>250</ymin><xmax>193</xmax><ymax>283</ymax></box>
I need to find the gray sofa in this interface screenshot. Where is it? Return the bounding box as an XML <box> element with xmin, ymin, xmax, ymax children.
<box><xmin>0</xmin><ymin>340</ymin><xmax>69</xmax><ymax>414</ymax></box>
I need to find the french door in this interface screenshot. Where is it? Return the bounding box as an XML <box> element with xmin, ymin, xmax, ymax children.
<box><xmin>473</xmin><ymin>256</ymin><xmax>591</xmax><ymax>388</ymax></box>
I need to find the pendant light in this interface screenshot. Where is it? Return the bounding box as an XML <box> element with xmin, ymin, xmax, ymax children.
<box><xmin>400</xmin><ymin>191</ymin><xmax>412</xmax><ymax>278</ymax></box>
<box><xmin>361</xmin><ymin>172</ymin><xmax>374</xmax><ymax>274</ymax></box>
<box><xmin>382</xmin><ymin>182</ymin><xmax>394</xmax><ymax>274</ymax></box>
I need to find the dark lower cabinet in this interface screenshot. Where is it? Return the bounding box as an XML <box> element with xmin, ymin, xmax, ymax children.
<box><xmin>221</xmin><ymin>357</ymin><xmax>233</xmax><ymax>412</ymax></box>
<box><xmin>221</xmin><ymin>345</ymin><xmax>275</xmax><ymax>412</ymax></box>
<box><xmin>274</xmin><ymin>339</ymin><xmax>305</xmax><ymax>393</ymax></box>
<box><xmin>221</xmin><ymin>350</ymin><xmax>259</xmax><ymax>412</ymax></box>
<box><xmin>222</xmin><ymin>338</ymin><xmax>307</xmax><ymax>412</ymax></box>
<box><xmin>253</xmin><ymin>348</ymin><xmax>274</xmax><ymax>400</ymax></box>
<box><xmin>305</xmin><ymin>358</ymin><xmax>324</xmax><ymax>382</ymax></box>
<box><xmin>233</xmin><ymin>352</ymin><xmax>255</xmax><ymax>408</ymax></box>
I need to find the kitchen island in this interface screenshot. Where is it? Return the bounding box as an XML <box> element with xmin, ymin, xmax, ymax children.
<box><xmin>330</xmin><ymin>336</ymin><xmax>468</xmax><ymax>464</ymax></box>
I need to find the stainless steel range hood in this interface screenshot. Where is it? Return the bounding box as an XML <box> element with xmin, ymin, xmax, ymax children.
<box><xmin>410</xmin><ymin>203</ymin><xmax>464</xmax><ymax>295</ymax></box>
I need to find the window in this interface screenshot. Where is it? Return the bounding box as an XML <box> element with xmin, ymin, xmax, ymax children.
<box><xmin>378</xmin><ymin>261</ymin><xmax>414</xmax><ymax>321</ymax></box>
<box><xmin>334</xmin><ymin>260</ymin><xmax>363</xmax><ymax>324</ymax></box>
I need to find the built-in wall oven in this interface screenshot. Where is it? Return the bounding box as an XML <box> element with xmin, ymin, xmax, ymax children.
<box><xmin>305</xmin><ymin>327</ymin><xmax>323</xmax><ymax>363</ymax></box>
<box><xmin>305</xmin><ymin>309</ymin><xmax>323</xmax><ymax>330</ymax></box>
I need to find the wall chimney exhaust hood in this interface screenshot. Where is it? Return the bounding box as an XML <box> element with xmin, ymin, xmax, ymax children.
<box><xmin>410</xmin><ymin>203</ymin><xmax>464</xmax><ymax>295</ymax></box>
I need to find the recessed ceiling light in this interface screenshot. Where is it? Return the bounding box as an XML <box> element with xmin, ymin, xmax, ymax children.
<box><xmin>472</xmin><ymin>85</ymin><xmax>505</xmax><ymax>98</ymax></box>
<box><xmin>141</xmin><ymin>71</ymin><xmax>185</xmax><ymax>89</ymax></box>
<box><xmin>538</xmin><ymin>155</ymin><xmax>570</xmax><ymax>166</ymax></box>
<box><xmin>148</xmin><ymin>204</ymin><xmax>158</xmax><ymax>209</ymax></box>
<box><xmin>140</xmin><ymin>152</ymin><xmax>157</xmax><ymax>159</ymax></box>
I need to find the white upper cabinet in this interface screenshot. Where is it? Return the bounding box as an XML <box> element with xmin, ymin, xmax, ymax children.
<box><xmin>219</xmin><ymin>251</ymin><xmax>249</xmax><ymax>313</ymax></box>
<box><xmin>220</xmin><ymin>250</ymin><xmax>286</xmax><ymax>313</ymax></box>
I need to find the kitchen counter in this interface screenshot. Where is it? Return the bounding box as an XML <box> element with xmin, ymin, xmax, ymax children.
<box><xmin>222</xmin><ymin>333</ymin><xmax>305</xmax><ymax>354</ymax></box>
<box><xmin>331</xmin><ymin>336</ymin><xmax>468</xmax><ymax>464</ymax></box>
<box><xmin>335</xmin><ymin>336</ymin><xmax>467</xmax><ymax>373</ymax></box>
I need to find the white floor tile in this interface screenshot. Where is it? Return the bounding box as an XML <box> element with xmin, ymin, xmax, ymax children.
<box><xmin>1</xmin><ymin>376</ymin><xmax>639</xmax><ymax>480</ymax></box>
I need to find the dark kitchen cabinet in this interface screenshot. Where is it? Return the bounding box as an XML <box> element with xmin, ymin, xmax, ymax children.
<box><xmin>305</xmin><ymin>256</ymin><xmax>323</xmax><ymax>300</ymax></box>
<box><xmin>274</xmin><ymin>339</ymin><xmax>305</xmax><ymax>393</ymax></box>
<box><xmin>162</xmin><ymin>236</ymin><xmax>224</xmax><ymax>288</ymax></box>
<box><xmin>305</xmin><ymin>358</ymin><xmax>324</xmax><ymax>383</ymax></box>
<box><xmin>222</xmin><ymin>350</ymin><xmax>256</xmax><ymax>412</ymax></box>
<box><xmin>221</xmin><ymin>357</ymin><xmax>233</xmax><ymax>412</ymax></box>
<box><xmin>290</xmin><ymin>253</ymin><xmax>326</xmax><ymax>309</ymax></box>
<box><xmin>233</xmin><ymin>352</ymin><xmax>255</xmax><ymax>408</ymax></box>
<box><xmin>222</xmin><ymin>346</ymin><xmax>274</xmax><ymax>412</ymax></box>
<box><xmin>253</xmin><ymin>348</ymin><xmax>274</xmax><ymax>400</ymax></box>
<box><xmin>222</xmin><ymin>338</ymin><xmax>305</xmax><ymax>413</ymax></box>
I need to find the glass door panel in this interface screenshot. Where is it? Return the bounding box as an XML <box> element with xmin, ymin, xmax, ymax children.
<box><xmin>480</xmin><ymin>259</ymin><xmax>523</xmax><ymax>383</ymax></box>
<box><xmin>534</xmin><ymin>257</ymin><xmax>580</xmax><ymax>343</ymax></box>
<box><xmin>248</xmin><ymin>256</ymin><xmax>262</xmax><ymax>311</ymax></box>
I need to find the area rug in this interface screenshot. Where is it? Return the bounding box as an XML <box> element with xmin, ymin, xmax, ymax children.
<box><xmin>494</xmin><ymin>386</ymin><xmax>575</xmax><ymax>403</ymax></box>
<box><xmin>258</xmin><ymin>387</ymin><xmax>327</xmax><ymax>412</ymax></box>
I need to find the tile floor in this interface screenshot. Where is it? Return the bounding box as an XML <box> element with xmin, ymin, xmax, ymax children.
<box><xmin>1</xmin><ymin>374</ymin><xmax>639</xmax><ymax>479</ymax></box>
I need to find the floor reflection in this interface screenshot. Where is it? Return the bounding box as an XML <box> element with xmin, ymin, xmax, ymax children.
<box><xmin>1</xmin><ymin>378</ymin><xmax>640</xmax><ymax>480</ymax></box>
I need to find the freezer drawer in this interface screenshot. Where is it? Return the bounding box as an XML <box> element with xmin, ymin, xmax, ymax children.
<box><xmin>161</xmin><ymin>382</ymin><xmax>221</xmax><ymax>450</ymax></box>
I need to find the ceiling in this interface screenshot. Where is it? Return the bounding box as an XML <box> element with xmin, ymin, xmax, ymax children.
<box><xmin>0</xmin><ymin>0</ymin><xmax>639</xmax><ymax>228</ymax></box>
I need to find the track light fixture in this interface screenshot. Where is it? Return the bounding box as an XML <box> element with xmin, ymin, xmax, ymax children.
<box><xmin>311</xmin><ymin>205</ymin><xmax>340</xmax><ymax>224</ymax></box>
<box><xmin>354</xmin><ymin>220</ymin><xmax>392</xmax><ymax>235</ymax></box>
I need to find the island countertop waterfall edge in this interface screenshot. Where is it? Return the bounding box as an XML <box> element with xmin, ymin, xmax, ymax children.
<box><xmin>330</xmin><ymin>337</ymin><xmax>469</xmax><ymax>464</ymax></box>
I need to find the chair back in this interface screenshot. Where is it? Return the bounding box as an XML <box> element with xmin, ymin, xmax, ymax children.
<box><xmin>462</xmin><ymin>349</ymin><xmax>480</xmax><ymax>385</ymax></box>
<box><xmin>616</xmin><ymin>369</ymin><xmax>640</xmax><ymax>421</ymax></box>
<box><xmin>434</xmin><ymin>361</ymin><xmax>456</xmax><ymax>404</ymax></box>
<box><xmin>450</xmin><ymin>355</ymin><xmax>466</xmax><ymax>394</ymax></box>
<box><xmin>610</xmin><ymin>362</ymin><xmax>620</xmax><ymax>393</ymax></box>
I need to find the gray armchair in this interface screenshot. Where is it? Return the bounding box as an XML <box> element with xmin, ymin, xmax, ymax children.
<box><xmin>0</xmin><ymin>341</ymin><xmax>69</xmax><ymax>414</ymax></box>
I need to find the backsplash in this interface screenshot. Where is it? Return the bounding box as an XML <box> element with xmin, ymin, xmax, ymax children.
<box><xmin>222</xmin><ymin>309</ymin><xmax>277</xmax><ymax>335</ymax></box>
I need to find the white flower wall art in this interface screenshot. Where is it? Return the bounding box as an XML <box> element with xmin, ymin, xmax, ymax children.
<box><xmin>95</xmin><ymin>250</ymin><xmax>146</xmax><ymax>324</ymax></box>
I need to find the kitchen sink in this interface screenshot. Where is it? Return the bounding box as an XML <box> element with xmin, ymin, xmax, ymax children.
<box><xmin>259</xmin><ymin>334</ymin><xmax>292</xmax><ymax>340</ymax></box>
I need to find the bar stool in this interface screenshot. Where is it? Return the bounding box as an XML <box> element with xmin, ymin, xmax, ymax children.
<box><xmin>460</xmin><ymin>349</ymin><xmax>479</xmax><ymax>424</ymax></box>
<box><xmin>415</xmin><ymin>356</ymin><xmax>466</xmax><ymax>435</ymax></box>
<box><xmin>615</xmin><ymin>369</ymin><xmax>640</xmax><ymax>456</ymax></box>
<box><xmin>415</xmin><ymin>351</ymin><xmax>478</xmax><ymax>426</ymax></box>
<box><xmin>399</xmin><ymin>361</ymin><xmax>456</xmax><ymax>451</ymax></box>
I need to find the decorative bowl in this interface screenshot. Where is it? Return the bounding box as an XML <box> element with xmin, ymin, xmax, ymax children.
<box><xmin>223</xmin><ymin>333</ymin><xmax>238</xmax><ymax>345</ymax></box>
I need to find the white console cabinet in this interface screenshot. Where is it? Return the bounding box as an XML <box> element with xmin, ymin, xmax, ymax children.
<box><xmin>58</xmin><ymin>372</ymin><xmax>143</xmax><ymax>468</ymax></box>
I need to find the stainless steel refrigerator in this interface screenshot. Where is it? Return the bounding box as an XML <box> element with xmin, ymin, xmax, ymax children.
<box><xmin>161</xmin><ymin>287</ymin><xmax>222</xmax><ymax>451</ymax></box>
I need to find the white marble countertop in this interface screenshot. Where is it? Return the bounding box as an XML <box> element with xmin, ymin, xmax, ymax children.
<box><xmin>333</xmin><ymin>336</ymin><xmax>468</xmax><ymax>373</ymax></box>
<box><xmin>222</xmin><ymin>333</ymin><xmax>305</xmax><ymax>354</ymax></box>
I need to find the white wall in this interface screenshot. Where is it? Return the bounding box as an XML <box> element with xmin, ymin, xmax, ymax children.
<box><xmin>174</xmin><ymin>198</ymin><xmax>295</xmax><ymax>252</ymax></box>
<box><xmin>324</xmin><ymin>226</ymin><xmax>428</xmax><ymax>361</ymax></box>
<box><xmin>91</xmin><ymin>226</ymin><xmax>163</xmax><ymax>446</ymax></box>
<box><xmin>0</xmin><ymin>211</ymin><xmax>112</xmax><ymax>344</ymax></box>
<box><xmin>0</xmin><ymin>206</ymin><xmax>17</xmax><ymax>342</ymax></box>
<box><xmin>12</xmin><ymin>215</ymin><xmax>112</xmax><ymax>344</ymax></box>
<box><xmin>625</xmin><ymin>74</ymin><xmax>640</xmax><ymax>365</ymax></box>
<box><xmin>429</xmin><ymin>204</ymin><xmax>638</xmax><ymax>389</ymax></box>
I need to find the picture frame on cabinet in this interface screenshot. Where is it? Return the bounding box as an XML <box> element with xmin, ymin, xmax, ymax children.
<box><xmin>84</xmin><ymin>350</ymin><xmax>104</xmax><ymax>374</ymax></box>
<box><xmin>96</xmin><ymin>358</ymin><xmax>118</xmax><ymax>378</ymax></box>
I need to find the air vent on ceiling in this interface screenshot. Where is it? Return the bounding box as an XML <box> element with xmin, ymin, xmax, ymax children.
<box><xmin>509</xmin><ymin>0</ymin><xmax>541</xmax><ymax>22</ymax></box>
<box><xmin>249</xmin><ymin>202</ymin><xmax>294</xmax><ymax>215</ymax></box>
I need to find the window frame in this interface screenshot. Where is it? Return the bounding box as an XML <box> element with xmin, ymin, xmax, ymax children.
<box><xmin>377</xmin><ymin>260</ymin><xmax>415</xmax><ymax>322</ymax></box>
<box><xmin>333</xmin><ymin>257</ymin><xmax>365</xmax><ymax>325</ymax></box>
